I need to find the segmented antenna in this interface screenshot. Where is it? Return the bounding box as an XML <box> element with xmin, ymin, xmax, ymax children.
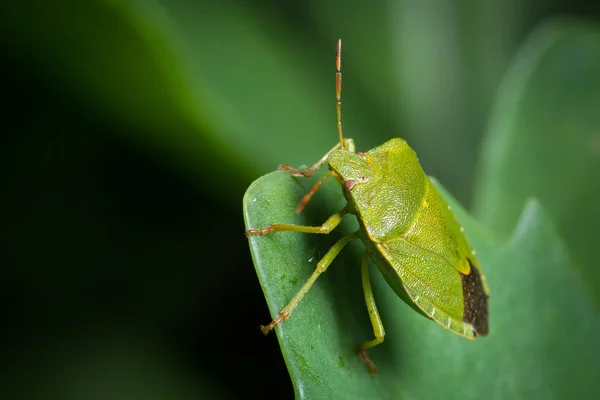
<box><xmin>336</xmin><ymin>38</ymin><xmax>343</xmax><ymax>148</ymax></box>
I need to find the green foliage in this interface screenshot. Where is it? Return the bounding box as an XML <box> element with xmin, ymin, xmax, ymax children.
<box><xmin>243</xmin><ymin>18</ymin><xmax>600</xmax><ymax>400</ymax></box>
<box><xmin>474</xmin><ymin>19</ymin><xmax>600</xmax><ymax>299</ymax></box>
<box><xmin>0</xmin><ymin>0</ymin><xmax>528</xmax><ymax>202</ymax></box>
<box><xmin>244</xmin><ymin>172</ymin><xmax>599</xmax><ymax>398</ymax></box>
<box><xmin>2</xmin><ymin>0</ymin><xmax>599</xmax><ymax>398</ymax></box>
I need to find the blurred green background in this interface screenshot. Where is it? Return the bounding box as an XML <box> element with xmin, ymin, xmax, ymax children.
<box><xmin>1</xmin><ymin>1</ymin><xmax>599</xmax><ymax>399</ymax></box>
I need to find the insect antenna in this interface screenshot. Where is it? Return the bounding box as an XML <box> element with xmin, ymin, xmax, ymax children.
<box><xmin>336</xmin><ymin>38</ymin><xmax>344</xmax><ymax>148</ymax></box>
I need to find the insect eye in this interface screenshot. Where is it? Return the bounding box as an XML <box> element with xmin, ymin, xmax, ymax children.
<box><xmin>357</xmin><ymin>152</ymin><xmax>366</xmax><ymax>159</ymax></box>
<box><xmin>344</xmin><ymin>179</ymin><xmax>357</xmax><ymax>191</ymax></box>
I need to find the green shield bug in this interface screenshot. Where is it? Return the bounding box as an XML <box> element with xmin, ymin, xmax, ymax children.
<box><xmin>246</xmin><ymin>39</ymin><xmax>490</xmax><ymax>374</ymax></box>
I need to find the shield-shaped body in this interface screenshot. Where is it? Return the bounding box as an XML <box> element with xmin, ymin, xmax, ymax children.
<box><xmin>328</xmin><ymin>138</ymin><xmax>490</xmax><ymax>338</ymax></box>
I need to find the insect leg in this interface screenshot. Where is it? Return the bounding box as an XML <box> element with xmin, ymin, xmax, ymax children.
<box><xmin>260</xmin><ymin>232</ymin><xmax>358</xmax><ymax>335</ymax></box>
<box><xmin>245</xmin><ymin>208</ymin><xmax>347</xmax><ymax>236</ymax></box>
<box><xmin>358</xmin><ymin>251</ymin><xmax>385</xmax><ymax>375</ymax></box>
<box><xmin>278</xmin><ymin>138</ymin><xmax>355</xmax><ymax>177</ymax></box>
<box><xmin>295</xmin><ymin>171</ymin><xmax>336</xmax><ymax>213</ymax></box>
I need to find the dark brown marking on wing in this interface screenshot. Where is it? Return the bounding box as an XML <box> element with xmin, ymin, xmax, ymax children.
<box><xmin>344</xmin><ymin>179</ymin><xmax>357</xmax><ymax>191</ymax></box>
<box><xmin>461</xmin><ymin>259</ymin><xmax>489</xmax><ymax>336</ymax></box>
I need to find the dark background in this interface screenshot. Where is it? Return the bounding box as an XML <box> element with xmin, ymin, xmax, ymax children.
<box><xmin>1</xmin><ymin>1</ymin><xmax>599</xmax><ymax>399</ymax></box>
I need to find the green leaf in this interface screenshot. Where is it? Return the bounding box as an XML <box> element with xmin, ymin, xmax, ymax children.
<box><xmin>243</xmin><ymin>170</ymin><xmax>599</xmax><ymax>399</ymax></box>
<box><xmin>473</xmin><ymin>19</ymin><xmax>600</xmax><ymax>298</ymax></box>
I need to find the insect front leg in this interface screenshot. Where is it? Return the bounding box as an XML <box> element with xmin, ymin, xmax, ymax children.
<box><xmin>294</xmin><ymin>171</ymin><xmax>336</xmax><ymax>213</ymax></box>
<box><xmin>245</xmin><ymin>208</ymin><xmax>347</xmax><ymax>236</ymax></box>
<box><xmin>259</xmin><ymin>232</ymin><xmax>358</xmax><ymax>335</ymax></box>
<box><xmin>358</xmin><ymin>251</ymin><xmax>385</xmax><ymax>375</ymax></box>
<box><xmin>278</xmin><ymin>138</ymin><xmax>355</xmax><ymax>177</ymax></box>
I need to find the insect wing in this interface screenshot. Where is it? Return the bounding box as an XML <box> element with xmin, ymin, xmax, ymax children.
<box><xmin>377</xmin><ymin>239</ymin><xmax>478</xmax><ymax>339</ymax></box>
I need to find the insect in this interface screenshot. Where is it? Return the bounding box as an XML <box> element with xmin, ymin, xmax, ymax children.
<box><xmin>246</xmin><ymin>39</ymin><xmax>490</xmax><ymax>374</ymax></box>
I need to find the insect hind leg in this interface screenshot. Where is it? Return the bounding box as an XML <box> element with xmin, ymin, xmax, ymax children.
<box><xmin>358</xmin><ymin>251</ymin><xmax>385</xmax><ymax>375</ymax></box>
